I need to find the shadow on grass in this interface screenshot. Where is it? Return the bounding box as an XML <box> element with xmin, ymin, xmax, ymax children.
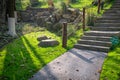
<box><xmin>0</xmin><ymin>35</ymin><xmax>58</xmax><ymax>80</ymax></box>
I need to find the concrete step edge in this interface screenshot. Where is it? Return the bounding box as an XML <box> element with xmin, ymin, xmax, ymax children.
<box><xmin>77</xmin><ymin>40</ymin><xmax>111</xmax><ymax>47</ymax></box>
<box><xmin>81</xmin><ymin>36</ymin><xmax>111</xmax><ymax>41</ymax></box>
<box><xmin>74</xmin><ymin>44</ymin><xmax>109</xmax><ymax>52</ymax></box>
<box><xmin>74</xmin><ymin>44</ymin><xmax>109</xmax><ymax>49</ymax></box>
<box><xmin>78</xmin><ymin>39</ymin><xmax>111</xmax><ymax>44</ymax></box>
<box><xmin>90</xmin><ymin>27</ymin><xmax>120</xmax><ymax>31</ymax></box>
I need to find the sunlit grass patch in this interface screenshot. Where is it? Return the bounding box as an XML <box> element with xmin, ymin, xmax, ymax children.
<box><xmin>0</xmin><ymin>28</ymin><xmax>83</xmax><ymax>80</ymax></box>
<box><xmin>100</xmin><ymin>45</ymin><xmax>120</xmax><ymax>80</ymax></box>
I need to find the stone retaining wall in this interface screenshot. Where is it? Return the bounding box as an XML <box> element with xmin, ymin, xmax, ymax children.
<box><xmin>18</xmin><ymin>7</ymin><xmax>54</xmax><ymax>22</ymax></box>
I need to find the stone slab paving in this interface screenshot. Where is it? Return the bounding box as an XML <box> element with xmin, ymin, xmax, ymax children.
<box><xmin>29</xmin><ymin>48</ymin><xmax>107</xmax><ymax>80</ymax></box>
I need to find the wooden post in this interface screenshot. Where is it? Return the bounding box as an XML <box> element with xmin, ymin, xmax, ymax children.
<box><xmin>98</xmin><ymin>0</ymin><xmax>101</xmax><ymax>14</ymax></box>
<box><xmin>83</xmin><ymin>7</ymin><xmax>86</xmax><ymax>31</ymax></box>
<box><xmin>62</xmin><ymin>22</ymin><xmax>67</xmax><ymax>48</ymax></box>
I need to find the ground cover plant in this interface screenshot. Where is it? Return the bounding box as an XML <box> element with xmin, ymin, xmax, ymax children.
<box><xmin>100</xmin><ymin>43</ymin><xmax>120</xmax><ymax>80</ymax></box>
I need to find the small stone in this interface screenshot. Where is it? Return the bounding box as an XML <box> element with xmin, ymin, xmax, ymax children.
<box><xmin>37</xmin><ymin>36</ymin><xmax>48</xmax><ymax>41</ymax></box>
<box><xmin>38</xmin><ymin>39</ymin><xmax>59</xmax><ymax>47</ymax></box>
<box><xmin>76</xmin><ymin>69</ymin><xmax>79</xmax><ymax>72</ymax></box>
<box><xmin>98</xmin><ymin>69</ymin><xmax>102</xmax><ymax>73</ymax></box>
<box><xmin>95</xmin><ymin>73</ymin><xmax>97</xmax><ymax>75</ymax></box>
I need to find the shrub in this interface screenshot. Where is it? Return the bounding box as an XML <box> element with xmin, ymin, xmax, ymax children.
<box><xmin>86</xmin><ymin>8</ymin><xmax>97</xmax><ymax>26</ymax></box>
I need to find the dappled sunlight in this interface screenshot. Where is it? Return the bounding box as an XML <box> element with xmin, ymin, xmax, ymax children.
<box><xmin>0</xmin><ymin>23</ymin><xmax>82</xmax><ymax>80</ymax></box>
<box><xmin>21</xmin><ymin>36</ymin><xmax>40</xmax><ymax>67</ymax></box>
<box><xmin>0</xmin><ymin>36</ymin><xmax>38</xmax><ymax>80</ymax></box>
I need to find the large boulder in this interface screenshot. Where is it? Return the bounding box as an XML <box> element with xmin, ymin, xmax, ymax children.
<box><xmin>38</xmin><ymin>39</ymin><xmax>59</xmax><ymax>47</ymax></box>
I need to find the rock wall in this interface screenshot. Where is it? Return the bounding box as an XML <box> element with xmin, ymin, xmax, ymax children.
<box><xmin>19</xmin><ymin>7</ymin><xmax>82</xmax><ymax>23</ymax></box>
<box><xmin>19</xmin><ymin>7</ymin><xmax>54</xmax><ymax>22</ymax></box>
<box><xmin>19</xmin><ymin>7</ymin><xmax>83</xmax><ymax>31</ymax></box>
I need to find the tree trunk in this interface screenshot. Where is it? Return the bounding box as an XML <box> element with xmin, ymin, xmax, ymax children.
<box><xmin>0</xmin><ymin>0</ymin><xmax>6</xmax><ymax>24</ymax></box>
<box><xmin>14</xmin><ymin>11</ymin><xmax>17</xmax><ymax>23</ymax></box>
<box><xmin>7</xmin><ymin>0</ymin><xmax>17</xmax><ymax>37</ymax></box>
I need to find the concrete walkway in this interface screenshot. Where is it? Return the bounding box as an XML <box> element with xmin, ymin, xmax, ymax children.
<box><xmin>29</xmin><ymin>48</ymin><xmax>107</xmax><ymax>80</ymax></box>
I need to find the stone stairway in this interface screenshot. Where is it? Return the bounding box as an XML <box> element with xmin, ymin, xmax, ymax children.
<box><xmin>74</xmin><ymin>0</ymin><xmax>120</xmax><ymax>53</ymax></box>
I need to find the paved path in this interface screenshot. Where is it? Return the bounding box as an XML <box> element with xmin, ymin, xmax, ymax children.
<box><xmin>29</xmin><ymin>48</ymin><xmax>107</xmax><ymax>80</ymax></box>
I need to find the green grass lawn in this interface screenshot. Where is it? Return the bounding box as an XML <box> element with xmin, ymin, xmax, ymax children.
<box><xmin>100</xmin><ymin>44</ymin><xmax>120</xmax><ymax>80</ymax></box>
<box><xmin>3</xmin><ymin>0</ymin><xmax>117</xmax><ymax>80</ymax></box>
<box><xmin>0</xmin><ymin>28</ymin><xmax>83</xmax><ymax>80</ymax></box>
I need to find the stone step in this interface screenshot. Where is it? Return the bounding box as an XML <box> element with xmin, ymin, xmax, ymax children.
<box><xmin>110</xmin><ymin>9</ymin><xmax>120</xmax><ymax>11</ymax></box>
<box><xmin>101</xmin><ymin>15</ymin><xmax>120</xmax><ymax>19</ymax></box>
<box><xmin>113</xmin><ymin>3</ymin><xmax>120</xmax><ymax>5</ymax></box>
<box><xmin>104</xmin><ymin>8</ymin><xmax>120</xmax><ymax>11</ymax></box>
<box><xmin>90</xmin><ymin>27</ymin><xmax>120</xmax><ymax>31</ymax></box>
<box><xmin>84</xmin><ymin>31</ymin><xmax>119</xmax><ymax>37</ymax></box>
<box><xmin>95</xmin><ymin>20</ymin><xmax>120</xmax><ymax>23</ymax></box>
<box><xmin>74</xmin><ymin>44</ymin><xmax>109</xmax><ymax>52</ymax></box>
<box><xmin>102</xmin><ymin>14</ymin><xmax>120</xmax><ymax>17</ymax></box>
<box><xmin>113</xmin><ymin>2</ymin><xmax>120</xmax><ymax>6</ymax></box>
<box><xmin>104</xmin><ymin>10</ymin><xmax>120</xmax><ymax>14</ymax></box>
<box><xmin>114</xmin><ymin>2</ymin><xmax>120</xmax><ymax>3</ymax></box>
<box><xmin>74</xmin><ymin>1</ymin><xmax>120</xmax><ymax>53</ymax></box>
<box><xmin>97</xmin><ymin>17</ymin><xmax>120</xmax><ymax>20</ymax></box>
<box><xmin>115</xmin><ymin>1</ymin><xmax>120</xmax><ymax>2</ymax></box>
<box><xmin>81</xmin><ymin>36</ymin><xmax>111</xmax><ymax>42</ymax></box>
<box><xmin>111</xmin><ymin>6</ymin><xmax>120</xmax><ymax>8</ymax></box>
<box><xmin>94</xmin><ymin>23</ymin><xmax>120</xmax><ymax>27</ymax></box>
<box><xmin>108</xmin><ymin>9</ymin><xmax>120</xmax><ymax>11</ymax></box>
<box><xmin>77</xmin><ymin>40</ymin><xmax>111</xmax><ymax>47</ymax></box>
<box><xmin>115</xmin><ymin>0</ymin><xmax>120</xmax><ymax>1</ymax></box>
<box><xmin>113</xmin><ymin>2</ymin><xmax>120</xmax><ymax>4</ymax></box>
<box><xmin>109</xmin><ymin>7</ymin><xmax>120</xmax><ymax>9</ymax></box>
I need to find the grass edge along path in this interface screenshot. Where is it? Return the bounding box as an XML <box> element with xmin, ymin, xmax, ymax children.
<box><xmin>0</xmin><ymin>29</ymin><xmax>83</xmax><ymax>80</ymax></box>
<box><xmin>100</xmin><ymin>44</ymin><xmax>120</xmax><ymax>80</ymax></box>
